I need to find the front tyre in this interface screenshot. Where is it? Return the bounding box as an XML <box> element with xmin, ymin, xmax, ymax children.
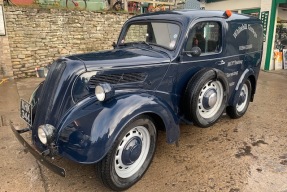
<box><xmin>226</xmin><ymin>79</ymin><xmax>251</xmax><ymax>119</ymax></box>
<box><xmin>96</xmin><ymin>116</ymin><xmax>157</xmax><ymax>191</ymax></box>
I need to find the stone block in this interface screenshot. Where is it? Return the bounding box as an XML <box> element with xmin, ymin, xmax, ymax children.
<box><xmin>18</xmin><ymin>55</ymin><xmax>26</xmax><ymax>59</ymax></box>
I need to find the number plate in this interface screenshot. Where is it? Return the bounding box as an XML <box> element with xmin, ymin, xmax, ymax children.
<box><xmin>20</xmin><ymin>99</ymin><xmax>32</xmax><ymax>126</ymax></box>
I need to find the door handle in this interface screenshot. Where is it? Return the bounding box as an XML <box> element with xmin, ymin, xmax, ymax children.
<box><xmin>216</xmin><ymin>60</ymin><xmax>225</xmax><ymax>65</ymax></box>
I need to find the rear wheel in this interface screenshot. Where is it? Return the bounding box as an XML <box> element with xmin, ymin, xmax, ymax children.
<box><xmin>226</xmin><ymin>79</ymin><xmax>251</xmax><ymax>119</ymax></box>
<box><xmin>96</xmin><ymin>116</ymin><xmax>157</xmax><ymax>191</ymax></box>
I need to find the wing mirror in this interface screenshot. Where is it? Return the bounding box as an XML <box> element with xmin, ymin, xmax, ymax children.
<box><xmin>184</xmin><ymin>47</ymin><xmax>201</xmax><ymax>57</ymax></box>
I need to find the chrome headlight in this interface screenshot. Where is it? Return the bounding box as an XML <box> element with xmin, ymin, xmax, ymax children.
<box><xmin>95</xmin><ymin>85</ymin><xmax>106</xmax><ymax>101</ymax></box>
<box><xmin>38</xmin><ymin>124</ymin><xmax>56</xmax><ymax>145</ymax></box>
<box><xmin>95</xmin><ymin>83</ymin><xmax>114</xmax><ymax>101</ymax></box>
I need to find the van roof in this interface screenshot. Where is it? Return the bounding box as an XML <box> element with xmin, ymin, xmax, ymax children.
<box><xmin>130</xmin><ymin>10</ymin><xmax>260</xmax><ymax>25</ymax></box>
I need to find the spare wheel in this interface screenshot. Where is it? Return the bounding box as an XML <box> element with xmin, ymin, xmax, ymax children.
<box><xmin>183</xmin><ymin>68</ymin><xmax>228</xmax><ymax>128</ymax></box>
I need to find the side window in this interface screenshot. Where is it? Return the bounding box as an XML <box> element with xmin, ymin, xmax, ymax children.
<box><xmin>185</xmin><ymin>21</ymin><xmax>222</xmax><ymax>55</ymax></box>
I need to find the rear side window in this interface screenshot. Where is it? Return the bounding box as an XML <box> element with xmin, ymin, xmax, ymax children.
<box><xmin>185</xmin><ymin>21</ymin><xmax>222</xmax><ymax>55</ymax></box>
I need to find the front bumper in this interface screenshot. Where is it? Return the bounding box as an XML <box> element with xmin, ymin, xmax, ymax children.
<box><xmin>10</xmin><ymin>122</ymin><xmax>66</xmax><ymax>177</ymax></box>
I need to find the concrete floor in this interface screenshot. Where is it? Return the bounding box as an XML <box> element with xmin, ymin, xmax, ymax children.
<box><xmin>1</xmin><ymin>70</ymin><xmax>287</xmax><ymax>192</ymax></box>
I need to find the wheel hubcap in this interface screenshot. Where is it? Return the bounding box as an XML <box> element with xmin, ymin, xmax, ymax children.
<box><xmin>121</xmin><ymin>137</ymin><xmax>142</xmax><ymax>165</ymax></box>
<box><xmin>238</xmin><ymin>92</ymin><xmax>246</xmax><ymax>106</ymax></box>
<box><xmin>202</xmin><ymin>88</ymin><xmax>217</xmax><ymax>110</ymax></box>
<box><xmin>236</xmin><ymin>84</ymin><xmax>248</xmax><ymax>112</ymax></box>
<box><xmin>198</xmin><ymin>80</ymin><xmax>224</xmax><ymax>119</ymax></box>
<box><xmin>115</xmin><ymin>126</ymin><xmax>150</xmax><ymax>178</ymax></box>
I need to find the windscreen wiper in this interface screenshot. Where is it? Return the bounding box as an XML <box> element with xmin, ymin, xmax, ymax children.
<box><xmin>119</xmin><ymin>41</ymin><xmax>153</xmax><ymax>49</ymax></box>
<box><xmin>135</xmin><ymin>41</ymin><xmax>153</xmax><ymax>49</ymax></box>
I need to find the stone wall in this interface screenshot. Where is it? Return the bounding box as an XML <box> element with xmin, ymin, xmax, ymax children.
<box><xmin>4</xmin><ymin>7</ymin><xmax>131</xmax><ymax>78</ymax></box>
<box><xmin>0</xmin><ymin>0</ymin><xmax>13</xmax><ymax>78</ymax></box>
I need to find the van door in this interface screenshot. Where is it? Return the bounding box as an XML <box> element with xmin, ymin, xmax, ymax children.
<box><xmin>176</xmin><ymin>19</ymin><xmax>226</xmax><ymax>94</ymax></box>
<box><xmin>175</xmin><ymin>19</ymin><xmax>230</xmax><ymax>125</ymax></box>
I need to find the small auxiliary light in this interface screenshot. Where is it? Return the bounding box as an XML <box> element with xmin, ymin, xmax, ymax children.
<box><xmin>95</xmin><ymin>83</ymin><xmax>115</xmax><ymax>101</ymax></box>
<box><xmin>224</xmin><ymin>10</ymin><xmax>232</xmax><ymax>18</ymax></box>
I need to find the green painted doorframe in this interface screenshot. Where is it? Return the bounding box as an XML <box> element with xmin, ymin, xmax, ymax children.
<box><xmin>264</xmin><ymin>0</ymin><xmax>287</xmax><ymax>70</ymax></box>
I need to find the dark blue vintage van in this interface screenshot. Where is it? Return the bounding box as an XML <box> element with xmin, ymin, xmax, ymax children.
<box><xmin>11</xmin><ymin>10</ymin><xmax>263</xmax><ymax>191</ymax></box>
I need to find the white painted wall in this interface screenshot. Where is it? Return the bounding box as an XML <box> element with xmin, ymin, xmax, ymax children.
<box><xmin>278</xmin><ymin>7</ymin><xmax>287</xmax><ymax>21</ymax></box>
<box><xmin>204</xmin><ymin>0</ymin><xmax>261</xmax><ymax>11</ymax></box>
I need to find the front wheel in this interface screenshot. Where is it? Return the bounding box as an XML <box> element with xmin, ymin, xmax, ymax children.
<box><xmin>96</xmin><ymin>116</ymin><xmax>157</xmax><ymax>191</ymax></box>
<box><xmin>226</xmin><ymin>79</ymin><xmax>251</xmax><ymax>119</ymax></box>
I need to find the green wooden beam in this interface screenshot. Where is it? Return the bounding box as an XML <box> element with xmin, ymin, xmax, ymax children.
<box><xmin>264</xmin><ymin>0</ymin><xmax>276</xmax><ymax>70</ymax></box>
<box><xmin>264</xmin><ymin>0</ymin><xmax>287</xmax><ymax>70</ymax></box>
